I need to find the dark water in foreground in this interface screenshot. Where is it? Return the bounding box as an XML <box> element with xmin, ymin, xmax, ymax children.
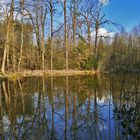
<box><xmin>0</xmin><ymin>74</ymin><xmax>140</xmax><ymax>140</ymax></box>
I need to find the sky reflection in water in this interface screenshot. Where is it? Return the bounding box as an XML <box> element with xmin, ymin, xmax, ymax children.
<box><xmin>0</xmin><ymin>74</ymin><xmax>139</xmax><ymax>140</ymax></box>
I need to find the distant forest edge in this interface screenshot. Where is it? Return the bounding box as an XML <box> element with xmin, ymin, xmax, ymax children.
<box><xmin>0</xmin><ymin>0</ymin><xmax>140</xmax><ymax>75</ymax></box>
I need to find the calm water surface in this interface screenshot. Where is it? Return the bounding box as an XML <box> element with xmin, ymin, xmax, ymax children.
<box><xmin>0</xmin><ymin>74</ymin><xmax>140</xmax><ymax>140</ymax></box>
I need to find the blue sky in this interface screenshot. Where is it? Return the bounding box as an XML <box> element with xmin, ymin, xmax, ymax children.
<box><xmin>103</xmin><ymin>0</ymin><xmax>140</xmax><ymax>32</ymax></box>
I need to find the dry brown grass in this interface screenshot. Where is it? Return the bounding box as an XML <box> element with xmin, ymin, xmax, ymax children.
<box><xmin>5</xmin><ymin>70</ymin><xmax>98</xmax><ymax>80</ymax></box>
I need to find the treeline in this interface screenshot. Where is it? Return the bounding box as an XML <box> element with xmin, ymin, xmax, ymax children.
<box><xmin>100</xmin><ymin>26</ymin><xmax>140</xmax><ymax>72</ymax></box>
<box><xmin>0</xmin><ymin>0</ymin><xmax>140</xmax><ymax>73</ymax></box>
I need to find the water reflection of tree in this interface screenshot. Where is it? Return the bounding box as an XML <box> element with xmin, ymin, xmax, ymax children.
<box><xmin>68</xmin><ymin>75</ymin><xmax>108</xmax><ymax>140</ymax></box>
<box><xmin>49</xmin><ymin>75</ymin><xmax>114</xmax><ymax>140</ymax></box>
<box><xmin>0</xmin><ymin>79</ymin><xmax>52</xmax><ymax>140</ymax></box>
<box><xmin>0</xmin><ymin>76</ymin><xmax>113</xmax><ymax>140</ymax></box>
<box><xmin>113</xmin><ymin>73</ymin><xmax>140</xmax><ymax>139</ymax></box>
<box><xmin>1</xmin><ymin>75</ymin><xmax>139</xmax><ymax>139</ymax></box>
<box><xmin>0</xmin><ymin>80</ymin><xmax>3</xmax><ymax>139</ymax></box>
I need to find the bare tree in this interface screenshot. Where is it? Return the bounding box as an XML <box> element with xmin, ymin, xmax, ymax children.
<box><xmin>93</xmin><ymin>0</ymin><xmax>113</xmax><ymax>58</ymax></box>
<box><xmin>72</xmin><ymin>0</ymin><xmax>77</xmax><ymax>45</ymax></box>
<box><xmin>48</xmin><ymin>0</ymin><xmax>54</xmax><ymax>70</ymax></box>
<box><xmin>1</xmin><ymin>1</ymin><xmax>13</xmax><ymax>73</ymax></box>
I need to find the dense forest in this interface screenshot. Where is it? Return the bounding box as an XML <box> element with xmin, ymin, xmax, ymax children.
<box><xmin>0</xmin><ymin>0</ymin><xmax>140</xmax><ymax>74</ymax></box>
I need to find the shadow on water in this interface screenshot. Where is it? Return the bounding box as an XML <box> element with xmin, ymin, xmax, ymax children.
<box><xmin>0</xmin><ymin>74</ymin><xmax>139</xmax><ymax>140</ymax></box>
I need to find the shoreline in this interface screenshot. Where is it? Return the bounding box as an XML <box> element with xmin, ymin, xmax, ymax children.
<box><xmin>0</xmin><ymin>70</ymin><xmax>98</xmax><ymax>79</ymax></box>
<box><xmin>1</xmin><ymin>70</ymin><xmax>139</xmax><ymax>79</ymax></box>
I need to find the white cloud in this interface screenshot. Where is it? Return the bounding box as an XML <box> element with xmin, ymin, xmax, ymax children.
<box><xmin>99</xmin><ymin>0</ymin><xmax>109</xmax><ymax>5</ymax></box>
<box><xmin>91</xmin><ymin>28</ymin><xmax>115</xmax><ymax>38</ymax></box>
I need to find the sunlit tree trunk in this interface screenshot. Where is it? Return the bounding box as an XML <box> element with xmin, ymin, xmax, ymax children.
<box><xmin>94</xmin><ymin>20</ymin><xmax>99</xmax><ymax>59</ymax></box>
<box><xmin>41</xmin><ymin>28</ymin><xmax>45</xmax><ymax>70</ymax></box>
<box><xmin>64</xmin><ymin>0</ymin><xmax>68</xmax><ymax>70</ymax></box>
<box><xmin>40</xmin><ymin>1</ymin><xmax>47</xmax><ymax>70</ymax></box>
<box><xmin>86</xmin><ymin>17</ymin><xmax>91</xmax><ymax>48</ymax></box>
<box><xmin>18</xmin><ymin>0</ymin><xmax>24</xmax><ymax>71</ymax></box>
<box><xmin>50</xmin><ymin>0</ymin><xmax>54</xmax><ymax>70</ymax></box>
<box><xmin>35</xmin><ymin>9</ymin><xmax>41</xmax><ymax>69</ymax></box>
<box><xmin>1</xmin><ymin>15</ymin><xmax>11</xmax><ymax>73</ymax></box>
<box><xmin>72</xmin><ymin>0</ymin><xmax>76</xmax><ymax>45</ymax></box>
<box><xmin>1</xmin><ymin>32</ymin><xmax>8</xmax><ymax>73</ymax></box>
<box><xmin>11</xmin><ymin>0</ymin><xmax>16</xmax><ymax>72</ymax></box>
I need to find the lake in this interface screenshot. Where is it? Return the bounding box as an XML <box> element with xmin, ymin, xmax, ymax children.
<box><xmin>0</xmin><ymin>74</ymin><xmax>140</xmax><ymax>140</ymax></box>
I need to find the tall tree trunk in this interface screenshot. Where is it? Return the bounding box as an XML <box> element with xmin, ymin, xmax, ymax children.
<box><xmin>18</xmin><ymin>20</ymin><xmax>23</xmax><ymax>71</ymax></box>
<box><xmin>94</xmin><ymin>21</ymin><xmax>99</xmax><ymax>59</ymax></box>
<box><xmin>12</xmin><ymin>0</ymin><xmax>16</xmax><ymax>72</ymax></box>
<box><xmin>64</xmin><ymin>0</ymin><xmax>68</xmax><ymax>70</ymax></box>
<box><xmin>40</xmin><ymin>2</ymin><xmax>47</xmax><ymax>70</ymax></box>
<box><xmin>50</xmin><ymin>0</ymin><xmax>53</xmax><ymax>70</ymax></box>
<box><xmin>12</xmin><ymin>24</ymin><xmax>16</xmax><ymax>71</ymax></box>
<box><xmin>41</xmin><ymin>29</ymin><xmax>45</xmax><ymax>70</ymax></box>
<box><xmin>18</xmin><ymin>0</ymin><xmax>24</xmax><ymax>71</ymax></box>
<box><xmin>86</xmin><ymin>17</ymin><xmax>91</xmax><ymax>48</ymax></box>
<box><xmin>72</xmin><ymin>0</ymin><xmax>76</xmax><ymax>45</ymax></box>
<box><xmin>1</xmin><ymin>17</ymin><xmax>11</xmax><ymax>73</ymax></box>
<box><xmin>35</xmin><ymin>8</ymin><xmax>41</xmax><ymax>69</ymax></box>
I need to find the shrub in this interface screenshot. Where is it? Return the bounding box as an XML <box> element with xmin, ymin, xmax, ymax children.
<box><xmin>81</xmin><ymin>55</ymin><xmax>99</xmax><ymax>70</ymax></box>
